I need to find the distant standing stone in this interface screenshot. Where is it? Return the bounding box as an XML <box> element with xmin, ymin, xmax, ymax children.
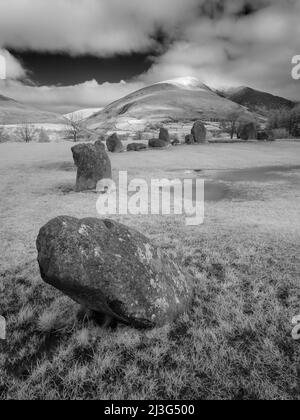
<box><xmin>171</xmin><ymin>138</ymin><xmax>180</xmax><ymax>146</ymax></box>
<box><xmin>72</xmin><ymin>140</ymin><xmax>112</xmax><ymax>192</ymax></box>
<box><xmin>185</xmin><ymin>134</ymin><xmax>195</xmax><ymax>145</ymax></box>
<box><xmin>191</xmin><ymin>121</ymin><xmax>207</xmax><ymax>143</ymax></box>
<box><xmin>238</xmin><ymin>121</ymin><xmax>257</xmax><ymax>140</ymax></box>
<box><xmin>257</xmin><ymin>130</ymin><xmax>274</xmax><ymax>141</ymax></box>
<box><xmin>106</xmin><ymin>133</ymin><xmax>123</xmax><ymax>153</ymax></box>
<box><xmin>148</xmin><ymin>138</ymin><xmax>169</xmax><ymax>148</ymax></box>
<box><xmin>37</xmin><ymin>217</ymin><xmax>193</xmax><ymax>329</ymax></box>
<box><xmin>159</xmin><ymin>127</ymin><xmax>170</xmax><ymax>143</ymax></box>
<box><xmin>127</xmin><ymin>143</ymin><xmax>147</xmax><ymax>152</ymax></box>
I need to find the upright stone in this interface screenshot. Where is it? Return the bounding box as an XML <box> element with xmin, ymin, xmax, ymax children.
<box><xmin>185</xmin><ymin>134</ymin><xmax>195</xmax><ymax>145</ymax></box>
<box><xmin>159</xmin><ymin>127</ymin><xmax>170</xmax><ymax>144</ymax></box>
<box><xmin>191</xmin><ymin>121</ymin><xmax>207</xmax><ymax>143</ymax></box>
<box><xmin>106</xmin><ymin>133</ymin><xmax>123</xmax><ymax>153</ymax></box>
<box><xmin>238</xmin><ymin>121</ymin><xmax>257</xmax><ymax>140</ymax></box>
<box><xmin>72</xmin><ymin>140</ymin><xmax>112</xmax><ymax>192</ymax></box>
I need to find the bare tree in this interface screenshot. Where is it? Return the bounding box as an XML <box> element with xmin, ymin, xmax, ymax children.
<box><xmin>65</xmin><ymin>112</ymin><xmax>85</xmax><ymax>142</ymax></box>
<box><xmin>17</xmin><ymin>123</ymin><xmax>37</xmax><ymax>143</ymax></box>
<box><xmin>227</xmin><ymin>110</ymin><xmax>244</xmax><ymax>139</ymax></box>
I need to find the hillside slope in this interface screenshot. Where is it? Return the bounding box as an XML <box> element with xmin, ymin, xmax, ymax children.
<box><xmin>0</xmin><ymin>94</ymin><xmax>65</xmax><ymax>125</ymax></box>
<box><xmin>86</xmin><ymin>77</ymin><xmax>248</xmax><ymax>132</ymax></box>
<box><xmin>223</xmin><ymin>87</ymin><xmax>295</xmax><ymax>111</ymax></box>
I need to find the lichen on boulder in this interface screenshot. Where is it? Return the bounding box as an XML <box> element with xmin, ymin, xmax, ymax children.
<box><xmin>37</xmin><ymin>217</ymin><xmax>193</xmax><ymax>328</ymax></box>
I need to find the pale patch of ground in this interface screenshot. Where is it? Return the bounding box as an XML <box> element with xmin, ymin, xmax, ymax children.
<box><xmin>64</xmin><ymin>108</ymin><xmax>103</xmax><ymax>121</ymax></box>
<box><xmin>0</xmin><ymin>141</ymin><xmax>300</xmax><ymax>400</ymax></box>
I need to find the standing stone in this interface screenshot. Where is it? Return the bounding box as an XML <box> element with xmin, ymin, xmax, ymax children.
<box><xmin>159</xmin><ymin>127</ymin><xmax>170</xmax><ymax>144</ymax></box>
<box><xmin>72</xmin><ymin>140</ymin><xmax>112</xmax><ymax>192</ymax></box>
<box><xmin>257</xmin><ymin>130</ymin><xmax>274</xmax><ymax>141</ymax></box>
<box><xmin>238</xmin><ymin>121</ymin><xmax>257</xmax><ymax>140</ymax></box>
<box><xmin>37</xmin><ymin>217</ymin><xmax>193</xmax><ymax>329</ymax></box>
<box><xmin>148</xmin><ymin>138</ymin><xmax>169</xmax><ymax>148</ymax></box>
<box><xmin>127</xmin><ymin>143</ymin><xmax>147</xmax><ymax>152</ymax></box>
<box><xmin>171</xmin><ymin>137</ymin><xmax>180</xmax><ymax>146</ymax></box>
<box><xmin>191</xmin><ymin>121</ymin><xmax>207</xmax><ymax>143</ymax></box>
<box><xmin>257</xmin><ymin>130</ymin><xmax>268</xmax><ymax>141</ymax></box>
<box><xmin>106</xmin><ymin>133</ymin><xmax>123</xmax><ymax>153</ymax></box>
<box><xmin>185</xmin><ymin>134</ymin><xmax>195</xmax><ymax>145</ymax></box>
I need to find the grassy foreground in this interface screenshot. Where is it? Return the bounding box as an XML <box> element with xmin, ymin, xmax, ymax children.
<box><xmin>0</xmin><ymin>141</ymin><xmax>300</xmax><ymax>400</ymax></box>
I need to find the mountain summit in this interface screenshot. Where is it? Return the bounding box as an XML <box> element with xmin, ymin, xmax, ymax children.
<box><xmin>86</xmin><ymin>77</ymin><xmax>246</xmax><ymax>132</ymax></box>
<box><xmin>155</xmin><ymin>77</ymin><xmax>211</xmax><ymax>92</ymax></box>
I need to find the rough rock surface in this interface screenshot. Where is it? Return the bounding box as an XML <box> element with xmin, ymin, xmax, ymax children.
<box><xmin>37</xmin><ymin>217</ymin><xmax>193</xmax><ymax>328</ymax></box>
<box><xmin>191</xmin><ymin>121</ymin><xmax>207</xmax><ymax>143</ymax></box>
<box><xmin>72</xmin><ymin>140</ymin><xmax>112</xmax><ymax>192</ymax></box>
<box><xmin>159</xmin><ymin>127</ymin><xmax>170</xmax><ymax>143</ymax></box>
<box><xmin>185</xmin><ymin>134</ymin><xmax>195</xmax><ymax>145</ymax></box>
<box><xmin>127</xmin><ymin>143</ymin><xmax>147</xmax><ymax>152</ymax></box>
<box><xmin>148</xmin><ymin>138</ymin><xmax>169</xmax><ymax>148</ymax></box>
<box><xmin>238</xmin><ymin>121</ymin><xmax>257</xmax><ymax>140</ymax></box>
<box><xmin>106</xmin><ymin>133</ymin><xmax>123</xmax><ymax>153</ymax></box>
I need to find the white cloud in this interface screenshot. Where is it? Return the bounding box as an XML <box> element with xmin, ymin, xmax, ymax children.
<box><xmin>0</xmin><ymin>78</ymin><xmax>145</xmax><ymax>113</ymax></box>
<box><xmin>0</xmin><ymin>0</ymin><xmax>299</xmax><ymax>110</ymax></box>
<box><xmin>0</xmin><ymin>49</ymin><xmax>27</xmax><ymax>79</ymax></box>
<box><xmin>140</xmin><ymin>1</ymin><xmax>300</xmax><ymax>100</ymax></box>
<box><xmin>0</xmin><ymin>0</ymin><xmax>199</xmax><ymax>56</ymax></box>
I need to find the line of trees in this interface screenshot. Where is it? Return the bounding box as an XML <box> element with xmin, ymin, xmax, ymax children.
<box><xmin>267</xmin><ymin>105</ymin><xmax>300</xmax><ymax>137</ymax></box>
<box><xmin>220</xmin><ymin>110</ymin><xmax>258</xmax><ymax>139</ymax></box>
<box><xmin>0</xmin><ymin>123</ymin><xmax>51</xmax><ymax>143</ymax></box>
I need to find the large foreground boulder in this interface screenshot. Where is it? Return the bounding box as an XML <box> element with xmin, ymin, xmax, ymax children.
<box><xmin>148</xmin><ymin>138</ymin><xmax>169</xmax><ymax>148</ymax></box>
<box><xmin>159</xmin><ymin>127</ymin><xmax>170</xmax><ymax>144</ymax></box>
<box><xmin>37</xmin><ymin>217</ymin><xmax>193</xmax><ymax>328</ymax></box>
<box><xmin>72</xmin><ymin>141</ymin><xmax>112</xmax><ymax>192</ymax></box>
<box><xmin>238</xmin><ymin>121</ymin><xmax>257</xmax><ymax>140</ymax></box>
<box><xmin>191</xmin><ymin>121</ymin><xmax>207</xmax><ymax>143</ymax></box>
<box><xmin>106</xmin><ymin>133</ymin><xmax>123</xmax><ymax>153</ymax></box>
<box><xmin>127</xmin><ymin>143</ymin><xmax>147</xmax><ymax>152</ymax></box>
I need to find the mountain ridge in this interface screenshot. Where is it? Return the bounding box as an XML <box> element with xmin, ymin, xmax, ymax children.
<box><xmin>221</xmin><ymin>86</ymin><xmax>295</xmax><ymax>111</ymax></box>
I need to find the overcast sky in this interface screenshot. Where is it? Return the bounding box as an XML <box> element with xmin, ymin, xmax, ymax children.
<box><xmin>0</xmin><ymin>0</ymin><xmax>299</xmax><ymax>112</ymax></box>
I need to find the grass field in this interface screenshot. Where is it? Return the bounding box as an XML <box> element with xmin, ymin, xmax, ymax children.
<box><xmin>0</xmin><ymin>141</ymin><xmax>300</xmax><ymax>400</ymax></box>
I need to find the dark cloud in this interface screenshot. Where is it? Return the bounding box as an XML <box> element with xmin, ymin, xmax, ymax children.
<box><xmin>0</xmin><ymin>0</ymin><xmax>299</xmax><ymax>110</ymax></box>
<box><xmin>141</xmin><ymin>0</ymin><xmax>300</xmax><ymax>101</ymax></box>
<box><xmin>0</xmin><ymin>0</ymin><xmax>199</xmax><ymax>56</ymax></box>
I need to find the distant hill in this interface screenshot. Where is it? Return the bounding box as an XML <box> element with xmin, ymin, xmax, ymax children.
<box><xmin>222</xmin><ymin>87</ymin><xmax>295</xmax><ymax>112</ymax></box>
<box><xmin>0</xmin><ymin>94</ymin><xmax>65</xmax><ymax>125</ymax></box>
<box><xmin>86</xmin><ymin>77</ymin><xmax>249</xmax><ymax>132</ymax></box>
